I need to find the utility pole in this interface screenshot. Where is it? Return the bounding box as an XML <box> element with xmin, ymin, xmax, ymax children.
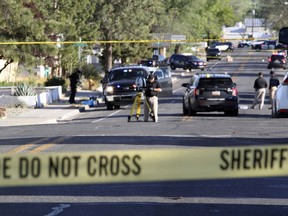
<box><xmin>252</xmin><ymin>9</ymin><xmax>255</xmax><ymax>38</ymax></box>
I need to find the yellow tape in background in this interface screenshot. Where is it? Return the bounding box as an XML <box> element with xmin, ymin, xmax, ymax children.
<box><xmin>0</xmin><ymin>38</ymin><xmax>277</xmax><ymax>45</ymax></box>
<box><xmin>1</xmin><ymin>145</ymin><xmax>288</xmax><ymax>187</ymax></box>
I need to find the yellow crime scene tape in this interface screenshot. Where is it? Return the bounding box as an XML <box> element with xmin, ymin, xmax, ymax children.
<box><xmin>1</xmin><ymin>145</ymin><xmax>288</xmax><ymax>187</ymax></box>
<box><xmin>0</xmin><ymin>38</ymin><xmax>277</xmax><ymax>45</ymax></box>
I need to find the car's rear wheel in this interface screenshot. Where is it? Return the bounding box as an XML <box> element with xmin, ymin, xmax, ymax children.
<box><xmin>188</xmin><ymin>100</ymin><xmax>196</xmax><ymax>116</ymax></box>
<box><xmin>114</xmin><ymin>105</ymin><xmax>120</xmax><ymax>109</ymax></box>
<box><xmin>182</xmin><ymin>98</ymin><xmax>188</xmax><ymax>115</ymax></box>
<box><xmin>272</xmin><ymin>100</ymin><xmax>278</xmax><ymax>118</ymax></box>
<box><xmin>273</xmin><ymin>101</ymin><xmax>280</xmax><ymax>118</ymax></box>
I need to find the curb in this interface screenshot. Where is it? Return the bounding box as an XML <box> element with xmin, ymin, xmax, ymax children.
<box><xmin>56</xmin><ymin>109</ymin><xmax>81</xmax><ymax>122</ymax></box>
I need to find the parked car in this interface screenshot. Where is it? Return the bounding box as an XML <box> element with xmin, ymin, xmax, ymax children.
<box><xmin>237</xmin><ymin>41</ymin><xmax>251</xmax><ymax>48</ymax></box>
<box><xmin>250</xmin><ymin>40</ymin><xmax>266</xmax><ymax>49</ymax></box>
<box><xmin>252</xmin><ymin>40</ymin><xmax>276</xmax><ymax>50</ymax></box>
<box><xmin>272</xmin><ymin>72</ymin><xmax>288</xmax><ymax>118</ymax></box>
<box><xmin>169</xmin><ymin>54</ymin><xmax>206</xmax><ymax>71</ymax></box>
<box><xmin>206</xmin><ymin>48</ymin><xmax>221</xmax><ymax>61</ymax></box>
<box><xmin>148</xmin><ymin>67</ymin><xmax>173</xmax><ymax>96</ymax></box>
<box><xmin>185</xmin><ymin>55</ymin><xmax>206</xmax><ymax>71</ymax></box>
<box><xmin>138</xmin><ymin>59</ymin><xmax>158</xmax><ymax>67</ymax></box>
<box><xmin>267</xmin><ymin>53</ymin><xmax>287</xmax><ymax>69</ymax></box>
<box><xmin>211</xmin><ymin>42</ymin><xmax>234</xmax><ymax>51</ymax></box>
<box><xmin>182</xmin><ymin>73</ymin><xmax>239</xmax><ymax>116</ymax></box>
<box><xmin>275</xmin><ymin>43</ymin><xmax>288</xmax><ymax>49</ymax></box>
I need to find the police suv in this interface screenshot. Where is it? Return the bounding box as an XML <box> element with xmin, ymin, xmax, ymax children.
<box><xmin>103</xmin><ymin>65</ymin><xmax>172</xmax><ymax>110</ymax></box>
<box><xmin>182</xmin><ymin>73</ymin><xmax>239</xmax><ymax>116</ymax></box>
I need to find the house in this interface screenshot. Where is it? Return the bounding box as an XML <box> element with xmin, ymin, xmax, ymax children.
<box><xmin>244</xmin><ymin>18</ymin><xmax>274</xmax><ymax>39</ymax></box>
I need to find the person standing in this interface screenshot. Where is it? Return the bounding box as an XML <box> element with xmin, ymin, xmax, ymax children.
<box><xmin>69</xmin><ymin>68</ymin><xmax>82</xmax><ymax>104</ymax></box>
<box><xmin>268</xmin><ymin>71</ymin><xmax>280</xmax><ymax>109</ymax></box>
<box><xmin>144</xmin><ymin>74</ymin><xmax>162</xmax><ymax>122</ymax></box>
<box><xmin>251</xmin><ymin>72</ymin><xmax>268</xmax><ymax>110</ymax></box>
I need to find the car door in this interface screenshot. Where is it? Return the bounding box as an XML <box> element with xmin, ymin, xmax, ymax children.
<box><xmin>153</xmin><ymin>69</ymin><xmax>173</xmax><ymax>96</ymax></box>
<box><xmin>185</xmin><ymin>77</ymin><xmax>197</xmax><ymax>105</ymax></box>
<box><xmin>262</xmin><ymin>41</ymin><xmax>269</xmax><ymax>50</ymax></box>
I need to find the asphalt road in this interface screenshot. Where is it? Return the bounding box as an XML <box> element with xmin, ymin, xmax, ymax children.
<box><xmin>1</xmin><ymin>48</ymin><xmax>288</xmax><ymax>216</ymax></box>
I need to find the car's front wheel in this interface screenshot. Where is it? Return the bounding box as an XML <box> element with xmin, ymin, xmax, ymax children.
<box><xmin>170</xmin><ymin>64</ymin><xmax>176</xmax><ymax>70</ymax></box>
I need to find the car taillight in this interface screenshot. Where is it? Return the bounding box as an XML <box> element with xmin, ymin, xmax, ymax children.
<box><xmin>283</xmin><ymin>78</ymin><xmax>288</xmax><ymax>84</ymax></box>
<box><xmin>195</xmin><ymin>88</ymin><xmax>200</xmax><ymax>96</ymax></box>
<box><xmin>268</xmin><ymin>57</ymin><xmax>271</xmax><ymax>62</ymax></box>
<box><xmin>232</xmin><ymin>88</ymin><xmax>238</xmax><ymax>96</ymax></box>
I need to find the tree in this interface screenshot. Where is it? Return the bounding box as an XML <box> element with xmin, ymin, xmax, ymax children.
<box><xmin>0</xmin><ymin>0</ymin><xmax>99</xmax><ymax>76</ymax></box>
<box><xmin>38</xmin><ymin>0</ymin><xmax>99</xmax><ymax>75</ymax></box>
<box><xmin>93</xmin><ymin>0</ymin><xmax>165</xmax><ymax>70</ymax></box>
<box><xmin>256</xmin><ymin>0</ymin><xmax>288</xmax><ymax>31</ymax></box>
<box><xmin>0</xmin><ymin>0</ymin><xmax>52</xmax><ymax>74</ymax></box>
<box><xmin>161</xmin><ymin>0</ymin><xmax>238</xmax><ymax>51</ymax></box>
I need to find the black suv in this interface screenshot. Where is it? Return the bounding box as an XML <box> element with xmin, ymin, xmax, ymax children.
<box><xmin>182</xmin><ymin>73</ymin><xmax>239</xmax><ymax>116</ymax></box>
<box><xmin>103</xmin><ymin>66</ymin><xmax>149</xmax><ymax>110</ymax></box>
<box><xmin>169</xmin><ymin>54</ymin><xmax>206</xmax><ymax>71</ymax></box>
<box><xmin>253</xmin><ymin>40</ymin><xmax>276</xmax><ymax>50</ymax></box>
<box><xmin>206</xmin><ymin>48</ymin><xmax>221</xmax><ymax>61</ymax></box>
<box><xmin>267</xmin><ymin>54</ymin><xmax>287</xmax><ymax>69</ymax></box>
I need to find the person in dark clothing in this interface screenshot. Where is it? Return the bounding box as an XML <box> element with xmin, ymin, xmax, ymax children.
<box><xmin>268</xmin><ymin>71</ymin><xmax>280</xmax><ymax>109</ymax></box>
<box><xmin>251</xmin><ymin>72</ymin><xmax>268</xmax><ymax>110</ymax></box>
<box><xmin>69</xmin><ymin>69</ymin><xmax>82</xmax><ymax>104</ymax></box>
<box><xmin>144</xmin><ymin>74</ymin><xmax>162</xmax><ymax>122</ymax></box>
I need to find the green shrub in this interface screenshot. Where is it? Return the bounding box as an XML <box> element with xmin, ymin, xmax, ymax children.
<box><xmin>11</xmin><ymin>84</ymin><xmax>37</xmax><ymax>96</ymax></box>
<box><xmin>44</xmin><ymin>76</ymin><xmax>68</xmax><ymax>92</ymax></box>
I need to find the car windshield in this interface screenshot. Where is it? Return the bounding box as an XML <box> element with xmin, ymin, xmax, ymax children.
<box><xmin>198</xmin><ymin>78</ymin><xmax>233</xmax><ymax>87</ymax></box>
<box><xmin>109</xmin><ymin>68</ymin><xmax>148</xmax><ymax>81</ymax></box>
<box><xmin>187</xmin><ymin>56</ymin><xmax>201</xmax><ymax>61</ymax></box>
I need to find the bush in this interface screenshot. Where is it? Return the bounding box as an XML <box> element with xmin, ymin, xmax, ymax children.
<box><xmin>44</xmin><ymin>76</ymin><xmax>68</xmax><ymax>92</ymax></box>
<box><xmin>11</xmin><ymin>84</ymin><xmax>37</xmax><ymax>96</ymax></box>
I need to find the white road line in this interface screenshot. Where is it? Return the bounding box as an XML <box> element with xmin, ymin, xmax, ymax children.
<box><xmin>92</xmin><ymin>109</ymin><xmax>125</xmax><ymax>123</ymax></box>
<box><xmin>45</xmin><ymin>204</ymin><xmax>71</xmax><ymax>216</ymax></box>
<box><xmin>75</xmin><ymin>134</ymin><xmax>231</xmax><ymax>138</ymax></box>
<box><xmin>173</xmin><ymin>87</ymin><xmax>184</xmax><ymax>93</ymax></box>
<box><xmin>1</xmin><ymin>196</ymin><xmax>288</xmax><ymax>206</ymax></box>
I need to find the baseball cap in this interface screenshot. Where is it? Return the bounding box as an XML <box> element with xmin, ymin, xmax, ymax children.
<box><xmin>258</xmin><ymin>72</ymin><xmax>263</xmax><ymax>76</ymax></box>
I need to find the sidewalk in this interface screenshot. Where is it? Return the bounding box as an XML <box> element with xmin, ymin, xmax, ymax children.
<box><xmin>0</xmin><ymin>90</ymin><xmax>103</xmax><ymax>127</ymax></box>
